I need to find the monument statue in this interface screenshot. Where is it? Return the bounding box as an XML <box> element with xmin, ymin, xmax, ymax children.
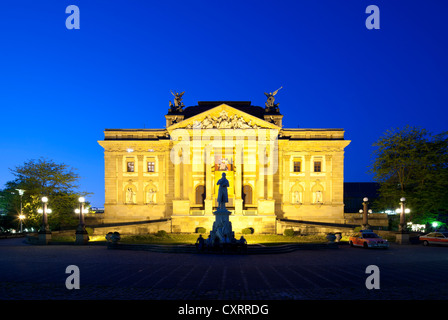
<box><xmin>169</xmin><ymin>90</ymin><xmax>185</xmax><ymax>112</ymax></box>
<box><xmin>217</xmin><ymin>172</ymin><xmax>229</xmax><ymax>209</ymax></box>
<box><xmin>210</xmin><ymin>172</ymin><xmax>235</xmax><ymax>243</ymax></box>
<box><xmin>264</xmin><ymin>86</ymin><xmax>282</xmax><ymax>112</ymax></box>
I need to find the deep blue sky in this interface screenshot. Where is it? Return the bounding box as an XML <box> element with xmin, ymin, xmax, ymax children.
<box><xmin>1</xmin><ymin>1</ymin><xmax>447</xmax><ymax>207</ymax></box>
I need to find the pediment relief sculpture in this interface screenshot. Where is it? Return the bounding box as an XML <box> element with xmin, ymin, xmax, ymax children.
<box><xmin>183</xmin><ymin>111</ymin><xmax>260</xmax><ymax>129</ymax></box>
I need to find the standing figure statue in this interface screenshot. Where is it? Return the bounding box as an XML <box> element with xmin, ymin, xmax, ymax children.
<box><xmin>169</xmin><ymin>90</ymin><xmax>185</xmax><ymax>112</ymax></box>
<box><xmin>216</xmin><ymin>172</ymin><xmax>229</xmax><ymax>210</ymax></box>
<box><xmin>210</xmin><ymin>172</ymin><xmax>234</xmax><ymax>244</ymax></box>
<box><xmin>264</xmin><ymin>86</ymin><xmax>282</xmax><ymax>112</ymax></box>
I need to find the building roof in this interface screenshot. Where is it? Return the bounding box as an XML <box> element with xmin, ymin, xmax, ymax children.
<box><xmin>176</xmin><ymin>101</ymin><xmax>281</xmax><ymax>120</ymax></box>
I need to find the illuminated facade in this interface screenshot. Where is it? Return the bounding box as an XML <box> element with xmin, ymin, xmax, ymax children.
<box><xmin>98</xmin><ymin>100</ymin><xmax>350</xmax><ymax>234</ymax></box>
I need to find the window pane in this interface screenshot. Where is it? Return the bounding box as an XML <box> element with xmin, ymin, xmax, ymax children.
<box><xmin>127</xmin><ymin>162</ymin><xmax>134</xmax><ymax>172</ymax></box>
<box><xmin>314</xmin><ymin>161</ymin><xmax>321</xmax><ymax>172</ymax></box>
<box><xmin>293</xmin><ymin>161</ymin><xmax>301</xmax><ymax>172</ymax></box>
<box><xmin>147</xmin><ymin>162</ymin><xmax>155</xmax><ymax>172</ymax></box>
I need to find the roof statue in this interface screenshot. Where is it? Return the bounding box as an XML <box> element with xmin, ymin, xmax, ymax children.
<box><xmin>264</xmin><ymin>86</ymin><xmax>282</xmax><ymax>113</ymax></box>
<box><xmin>169</xmin><ymin>90</ymin><xmax>185</xmax><ymax>112</ymax></box>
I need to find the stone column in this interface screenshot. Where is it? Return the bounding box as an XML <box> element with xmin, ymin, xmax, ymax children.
<box><xmin>204</xmin><ymin>145</ymin><xmax>213</xmax><ymax>214</ymax></box>
<box><xmin>258</xmin><ymin>163</ymin><xmax>265</xmax><ymax>200</ymax></box>
<box><xmin>117</xmin><ymin>155</ymin><xmax>123</xmax><ymax>204</ymax></box>
<box><xmin>260</xmin><ymin>146</ymin><xmax>275</xmax><ymax>215</ymax></box>
<box><xmin>174</xmin><ymin>152</ymin><xmax>181</xmax><ymax>200</ymax></box>
<box><xmin>304</xmin><ymin>155</ymin><xmax>311</xmax><ymax>204</ymax></box>
<box><xmin>267</xmin><ymin>148</ymin><xmax>274</xmax><ymax>200</ymax></box>
<box><xmin>234</xmin><ymin>144</ymin><xmax>243</xmax><ymax>214</ymax></box>
<box><xmin>137</xmin><ymin>155</ymin><xmax>144</xmax><ymax>205</ymax></box>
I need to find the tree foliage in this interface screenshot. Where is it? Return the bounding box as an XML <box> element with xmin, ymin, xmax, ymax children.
<box><xmin>370</xmin><ymin>126</ymin><xmax>448</xmax><ymax>223</ymax></box>
<box><xmin>1</xmin><ymin>158</ymin><xmax>91</xmax><ymax>230</ymax></box>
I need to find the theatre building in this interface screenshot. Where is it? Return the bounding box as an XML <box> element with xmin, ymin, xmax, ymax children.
<box><xmin>98</xmin><ymin>97</ymin><xmax>351</xmax><ymax>234</ymax></box>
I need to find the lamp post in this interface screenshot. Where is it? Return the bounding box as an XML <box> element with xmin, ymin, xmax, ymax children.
<box><xmin>18</xmin><ymin>214</ymin><xmax>25</xmax><ymax>233</ymax></box>
<box><xmin>361</xmin><ymin>197</ymin><xmax>370</xmax><ymax>230</ymax></box>
<box><xmin>395</xmin><ymin>197</ymin><xmax>410</xmax><ymax>244</ymax></box>
<box><xmin>75</xmin><ymin>196</ymin><xmax>89</xmax><ymax>245</ymax></box>
<box><xmin>38</xmin><ymin>196</ymin><xmax>52</xmax><ymax>244</ymax></box>
<box><xmin>398</xmin><ymin>197</ymin><xmax>407</xmax><ymax>232</ymax></box>
<box><xmin>15</xmin><ymin>189</ymin><xmax>25</xmax><ymax>233</ymax></box>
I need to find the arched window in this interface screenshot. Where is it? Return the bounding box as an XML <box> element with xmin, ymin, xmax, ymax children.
<box><xmin>242</xmin><ymin>185</ymin><xmax>253</xmax><ymax>205</ymax></box>
<box><xmin>195</xmin><ymin>185</ymin><xmax>205</xmax><ymax>205</ymax></box>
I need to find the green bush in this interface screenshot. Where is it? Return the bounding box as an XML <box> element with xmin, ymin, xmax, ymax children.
<box><xmin>155</xmin><ymin>230</ymin><xmax>168</xmax><ymax>237</ymax></box>
<box><xmin>195</xmin><ymin>227</ymin><xmax>206</xmax><ymax>234</ymax></box>
<box><xmin>284</xmin><ymin>228</ymin><xmax>295</xmax><ymax>237</ymax></box>
<box><xmin>242</xmin><ymin>227</ymin><xmax>254</xmax><ymax>234</ymax></box>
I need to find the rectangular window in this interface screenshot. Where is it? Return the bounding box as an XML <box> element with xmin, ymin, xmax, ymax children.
<box><xmin>293</xmin><ymin>161</ymin><xmax>301</xmax><ymax>173</ymax></box>
<box><xmin>147</xmin><ymin>161</ymin><xmax>155</xmax><ymax>172</ymax></box>
<box><xmin>314</xmin><ymin>161</ymin><xmax>322</xmax><ymax>172</ymax></box>
<box><xmin>127</xmin><ymin>161</ymin><xmax>135</xmax><ymax>172</ymax></box>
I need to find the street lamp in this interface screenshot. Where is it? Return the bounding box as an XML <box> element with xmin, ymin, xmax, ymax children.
<box><xmin>361</xmin><ymin>197</ymin><xmax>371</xmax><ymax>230</ymax></box>
<box><xmin>15</xmin><ymin>189</ymin><xmax>25</xmax><ymax>224</ymax></box>
<box><xmin>75</xmin><ymin>196</ymin><xmax>89</xmax><ymax>245</ymax></box>
<box><xmin>18</xmin><ymin>214</ymin><xmax>25</xmax><ymax>233</ymax></box>
<box><xmin>15</xmin><ymin>189</ymin><xmax>25</xmax><ymax>233</ymax></box>
<box><xmin>398</xmin><ymin>197</ymin><xmax>407</xmax><ymax>232</ymax></box>
<box><xmin>38</xmin><ymin>196</ymin><xmax>52</xmax><ymax>244</ymax></box>
<box><xmin>395</xmin><ymin>197</ymin><xmax>411</xmax><ymax>245</ymax></box>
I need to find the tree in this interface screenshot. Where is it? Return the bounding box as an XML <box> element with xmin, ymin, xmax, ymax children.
<box><xmin>1</xmin><ymin>158</ymin><xmax>91</xmax><ymax>230</ymax></box>
<box><xmin>370</xmin><ymin>126</ymin><xmax>448</xmax><ymax>224</ymax></box>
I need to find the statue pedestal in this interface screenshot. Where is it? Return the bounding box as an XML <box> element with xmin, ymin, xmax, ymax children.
<box><xmin>395</xmin><ymin>232</ymin><xmax>410</xmax><ymax>245</ymax></box>
<box><xmin>210</xmin><ymin>208</ymin><xmax>234</xmax><ymax>244</ymax></box>
<box><xmin>38</xmin><ymin>232</ymin><xmax>52</xmax><ymax>245</ymax></box>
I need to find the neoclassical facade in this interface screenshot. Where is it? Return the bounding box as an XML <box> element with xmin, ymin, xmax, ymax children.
<box><xmin>98</xmin><ymin>99</ymin><xmax>350</xmax><ymax>234</ymax></box>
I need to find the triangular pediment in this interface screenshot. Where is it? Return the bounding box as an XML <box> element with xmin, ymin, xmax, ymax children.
<box><xmin>167</xmin><ymin>104</ymin><xmax>280</xmax><ymax>131</ymax></box>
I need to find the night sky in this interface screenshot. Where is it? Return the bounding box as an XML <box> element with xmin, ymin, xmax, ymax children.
<box><xmin>1</xmin><ymin>1</ymin><xmax>447</xmax><ymax>207</ymax></box>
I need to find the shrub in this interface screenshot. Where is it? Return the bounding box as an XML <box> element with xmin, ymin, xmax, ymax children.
<box><xmin>195</xmin><ymin>227</ymin><xmax>206</xmax><ymax>234</ymax></box>
<box><xmin>155</xmin><ymin>230</ymin><xmax>168</xmax><ymax>237</ymax></box>
<box><xmin>242</xmin><ymin>227</ymin><xmax>254</xmax><ymax>234</ymax></box>
<box><xmin>284</xmin><ymin>228</ymin><xmax>295</xmax><ymax>237</ymax></box>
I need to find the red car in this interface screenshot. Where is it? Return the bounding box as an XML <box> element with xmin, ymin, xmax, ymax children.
<box><xmin>349</xmin><ymin>230</ymin><xmax>389</xmax><ymax>249</ymax></box>
<box><xmin>419</xmin><ymin>232</ymin><xmax>448</xmax><ymax>246</ymax></box>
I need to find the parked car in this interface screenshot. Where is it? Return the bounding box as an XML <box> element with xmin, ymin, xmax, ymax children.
<box><xmin>349</xmin><ymin>230</ymin><xmax>389</xmax><ymax>249</ymax></box>
<box><xmin>419</xmin><ymin>232</ymin><xmax>448</xmax><ymax>246</ymax></box>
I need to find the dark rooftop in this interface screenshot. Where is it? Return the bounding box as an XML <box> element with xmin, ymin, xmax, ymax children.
<box><xmin>178</xmin><ymin>101</ymin><xmax>280</xmax><ymax>120</ymax></box>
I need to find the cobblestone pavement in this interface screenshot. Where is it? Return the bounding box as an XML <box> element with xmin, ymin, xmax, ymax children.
<box><xmin>1</xmin><ymin>237</ymin><xmax>448</xmax><ymax>300</ymax></box>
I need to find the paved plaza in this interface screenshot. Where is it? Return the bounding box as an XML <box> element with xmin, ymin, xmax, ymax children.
<box><xmin>1</xmin><ymin>237</ymin><xmax>448</xmax><ymax>301</ymax></box>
